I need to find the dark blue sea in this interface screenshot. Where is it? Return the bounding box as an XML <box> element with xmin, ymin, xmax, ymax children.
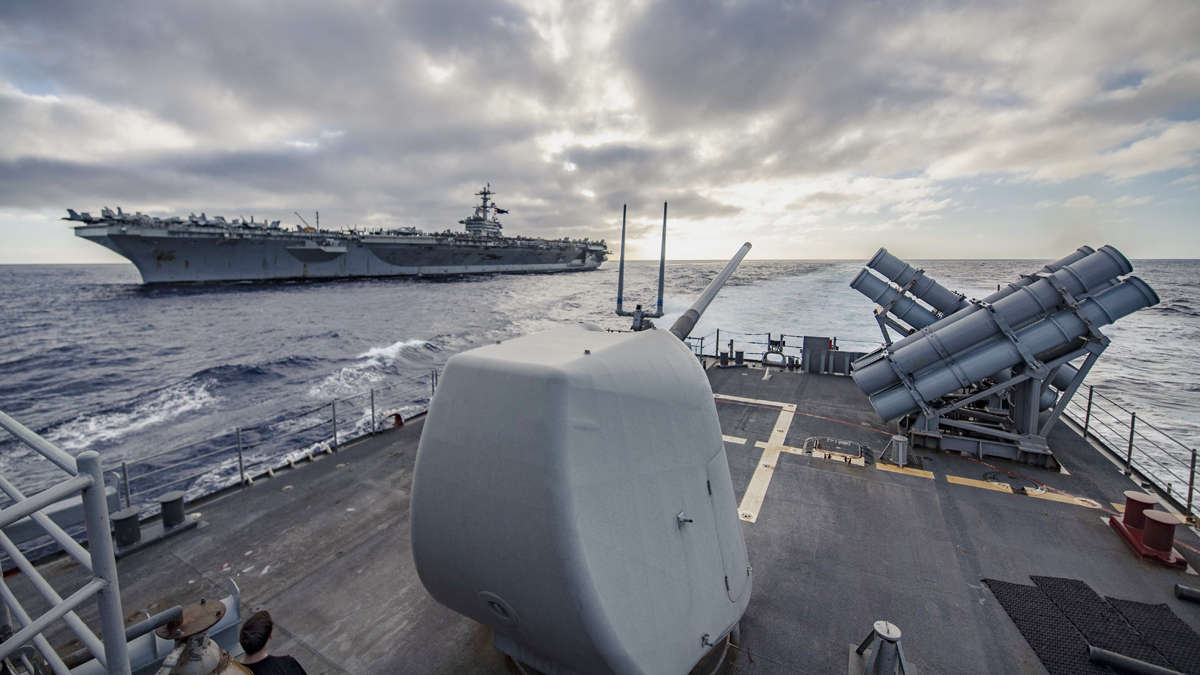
<box><xmin>2</xmin><ymin>259</ymin><xmax>1197</xmax><ymax>505</ymax></box>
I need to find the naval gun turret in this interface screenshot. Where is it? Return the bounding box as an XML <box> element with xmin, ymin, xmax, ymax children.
<box><xmin>410</xmin><ymin>222</ymin><xmax>753</xmax><ymax>674</ymax></box>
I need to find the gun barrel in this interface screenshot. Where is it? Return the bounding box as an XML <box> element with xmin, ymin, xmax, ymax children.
<box><xmin>669</xmin><ymin>242</ymin><xmax>752</xmax><ymax>341</ymax></box>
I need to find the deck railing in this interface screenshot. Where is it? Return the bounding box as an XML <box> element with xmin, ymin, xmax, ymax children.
<box><xmin>1063</xmin><ymin>386</ymin><xmax>1199</xmax><ymax>523</ymax></box>
<box><xmin>115</xmin><ymin>371</ymin><xmax>439</xmax><ymax>513</ymax></box>
<box><xmin>0</xmin><ymin>411</ymin><xmax>131</xmax><ymax>675</ymax></box>
<box><xmin>684</xmin><ymin>329</ymin><xmax>879</xmax><ymax>362</ymax></box>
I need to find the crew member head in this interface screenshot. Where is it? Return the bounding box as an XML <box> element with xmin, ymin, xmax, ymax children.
<box><xmin>239</xmin><ymin>610</ymin><xmax>273</xmax><ymax>658</ymax></box>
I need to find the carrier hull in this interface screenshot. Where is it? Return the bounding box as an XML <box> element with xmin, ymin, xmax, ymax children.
<box><xmin>75</xmin><ymin>226</ymin><xmax>605</xmax><ymax>284</ymax></box>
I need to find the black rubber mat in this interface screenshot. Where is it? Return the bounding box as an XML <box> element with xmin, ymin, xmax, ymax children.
<box><xmin>1108</xmin><ymin>597</ymin><xmax>1200</xmax><ymax>675</ymax></box>
<box><xmin>984</xmin><ymin>579</ymin><xmax>1110</xmax><ymax>675</ymax></box>
<box><xmin>1032</xmin><ymin>576</ymin><xmax>1171</xmax><ymax>668</ymax></box>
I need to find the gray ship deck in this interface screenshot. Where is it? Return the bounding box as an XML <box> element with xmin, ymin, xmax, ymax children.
<box><xmin>14</xmin><ymin>366</ymin><xmax>1200</xmax><ymax>674</ymax></box>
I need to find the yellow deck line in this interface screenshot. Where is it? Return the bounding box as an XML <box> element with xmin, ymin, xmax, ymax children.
<box><xmin>714</xmin><ymin>393</ymin><xmax>787</xmax><ymax>407</ymax></box>
<box><xmin>738</xmin><ymin>404</ymin><xmax>796</xmax><ymax>523</ymax></box>
<box><xmin>722</xmin><ymin>435</ymin><xmax>748</xmax><ymax>445</ymax></box>
<box><xmin>754</xmin><ymin>440</ymin><xmax>805</xmax><ymax>455</ymax></box>
<box><xmin>715</xmin><ymin>390</ymin><xmax>1102</xmax><ymax>515</ymax></box>
<box><xmin>946</xmin><ymin>475</ymin><xmax>1101</xmax><ymax>509</ymax></box>
<box><xmin>876</xmin><ymin>463</ymin><xmax>935</xmax><ymax>480</ymax></box>
<box><xmin>946</xmin><ymin>475</ymin><xmax>1010</xmax><ymax>492</ymax></box>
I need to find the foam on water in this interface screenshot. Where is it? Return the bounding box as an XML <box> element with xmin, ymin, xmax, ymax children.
<box><xmin>45</xmin><ymin>379</ymin><xmax>219</xmax><ymax>452</ymax></box>
<box><xmin>307</xmin><ymin>338</ymin><xmax>428</xmax><ymax>398</ymax></box>
<box><xmin>1</xmin><ymin>259</ymin><xmax>1197</xmax><ymax>497</ymax></box>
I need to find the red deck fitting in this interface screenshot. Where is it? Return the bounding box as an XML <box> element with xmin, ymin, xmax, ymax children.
<box><xmin>1109</xmin><ymin>490</ymin><xmax>1188</xmax><ymax>570</ymax></box>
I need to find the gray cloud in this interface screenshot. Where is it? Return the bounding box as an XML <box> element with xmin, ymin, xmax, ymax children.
<box><xmin>1</xmin><ymin>0</ymin><xmax>1198</xmax><ymax>259</ymax></box>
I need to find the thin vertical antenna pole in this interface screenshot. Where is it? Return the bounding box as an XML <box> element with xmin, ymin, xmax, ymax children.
<box><xmin>617</xmin><ymin>205</ymin><xmax>627</xmax><ymax>315</ymax></box>
<box><xmin>656</xmin><ymin>202</ymin><xmax>667</xmax><ymax>317</ymax></box>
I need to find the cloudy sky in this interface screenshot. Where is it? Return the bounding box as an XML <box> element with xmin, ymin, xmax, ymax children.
<box><xmin>1</xmin><ymin>0</ymin><xmax>1198</xmax><ymax>263</ymax></box>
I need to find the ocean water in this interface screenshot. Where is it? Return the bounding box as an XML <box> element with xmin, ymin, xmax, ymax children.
<box><xmin>1</xmin><ymin>259</ymin><xmax>1197</xmax><ymax>499</ymax></box>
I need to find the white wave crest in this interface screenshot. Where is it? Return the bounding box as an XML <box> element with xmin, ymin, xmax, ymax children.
<box><xmin>308</xmin><ymin>338</ymin><xmax>427</xmax><ymax>398</ymax></box>
<box><xmin>46</xmin><ymin>380</ymin><xmax>219</xmax><ymax>452</ymax></box>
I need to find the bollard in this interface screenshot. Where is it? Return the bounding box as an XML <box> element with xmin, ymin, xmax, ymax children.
<box><xmin>1122</xmin><ymin>491</ymin><xmax>1158</xmax><ymax>529</ymax></box>
<box><xmin>720</xmin><ymin>351</ymin><xmax>729</xmax><ymax>367</ymax></box>
<box><xmin>159</xmin><ymin>490</ymin><xmax>186</xmax><ymax>529</ymax></box>
<box><xmin>112</xmin><ymin>507</ymin><xmax>142</xmax><ymax>548</ymax></box>
<box><xmin>1143</xmin><ymin>511</ymin><xmax>1179</xmax><ymax>554</ymax></box>
<box><xmin>1110</xmin><ymin>490</ymin><xmax>1187</xmax><ymax>569</ymax></box>
<box><xmin>735</xmin><ymin>350</ymin><xmax>744</xmax><ymax>365</ymax></box>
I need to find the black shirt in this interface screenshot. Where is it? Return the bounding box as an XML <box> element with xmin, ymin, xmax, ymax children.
<box><xmin>242</xmin><ymin>655</ymin><xmax>307</xmax><ymax>675</ymax></box>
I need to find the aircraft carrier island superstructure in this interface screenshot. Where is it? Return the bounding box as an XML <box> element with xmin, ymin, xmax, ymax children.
<box><xmin>66</xmin><ymin>185</ymin><xmax>607</xmax><ymax>283</ymax></box>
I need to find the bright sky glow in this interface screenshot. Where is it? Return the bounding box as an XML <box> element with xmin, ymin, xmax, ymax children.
<box><xmin>0</xmin><ymin>0</ymin><xmax>1197</xmax><ymax>263</ymax></box>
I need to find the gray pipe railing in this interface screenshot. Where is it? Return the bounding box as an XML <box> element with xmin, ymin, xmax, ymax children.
<box><xmin>1066</xmin><ymin>385</ymin><xmax>1199</xmax><ymax>524</ymax></box>
<box><xmin>112</xmin><ymin>370</ymin><xmax>439</xmax><ymax>513</ymax></box>
<box><xmin>0</xmin><ymin>423</ymin><xmax>132</xmax><ymax>674</ymax></box>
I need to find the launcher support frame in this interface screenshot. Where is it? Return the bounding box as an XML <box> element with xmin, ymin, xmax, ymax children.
<box><xmin>907</xmin><ymin>338</ymin><xmax>1106</xmax><ymax>465</ymax></box>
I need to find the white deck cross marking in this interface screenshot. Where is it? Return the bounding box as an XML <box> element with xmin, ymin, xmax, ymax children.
<box><xmin>722</xmin><ymin>435</ymin><xmax>748</xmax><ymax>445</ymax></box>
<box><xmin>737</xmin><ymin>403</ymin><xmax>796</xmax><ymax>523</ymax></box>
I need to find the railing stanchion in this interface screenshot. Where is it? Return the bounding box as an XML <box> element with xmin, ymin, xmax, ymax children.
<box><xmin>331</xmin><ymin>400</ymin><xmax>338</xmax><ymax>449</ymax></box>
<box><xmin>1083</xmin><ymin>386</ymin><xmax>1093</xmax><ymax>438</ymax></box>
<box><xmin>371</xmin><ymin>389</ymin><xmax>377</xmax><ymax>433</ymax></box>
<box><xmin>715</xmin><ymin>329</ymin><xmax>720</xmax><ymax>357</ymax></box>
<box><xmin>77</xmin><ymin>452</ymin><xmax>132</xmax><ymax>675</ymax></box>
<box><xmin>1124</xmin><ymin>412</ymin><xmax>1136</xmax><ymax>476</ymax></box>
<box><xmin>236</xmin><ymin>427</ymin><xmax>246</xmax><ymax>487</ymax></box>
<box><xmin>121</xmin><ymin>461</ymin><xmax>132</xmax><ymax>509</ymax></box>
<box><xmin>1188</xmin><ymin>448</ymin><xmax>1197</xmax><ymax>525</ymax></box>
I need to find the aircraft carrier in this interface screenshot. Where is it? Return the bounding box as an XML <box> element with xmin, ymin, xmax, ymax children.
<box><xmin>65</xmin><ymin>185</ymin><xmax>607</xmax><ymax>284</ymax></box>
<box><xmin>5</xmin><ymin>237</ymin><xmax>1200</xmax><ymax>675</ymax></box>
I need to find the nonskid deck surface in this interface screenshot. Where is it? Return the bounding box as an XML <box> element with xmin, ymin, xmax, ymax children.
<box><xmin>14</xmin><ymin>369</ymin><xmax>1200</xmax><ymax>674</ymax></box>
<box><xmin>711</xmin><ymin>365</ymin><xmax>1200</xmax><ymax>675</ymax></box>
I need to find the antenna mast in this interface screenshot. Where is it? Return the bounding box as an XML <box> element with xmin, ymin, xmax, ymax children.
<box><xmin>614</xmin><ymin>202</ymin><xmax>668</xmax><ymax>331</ymax></box>
<box><xmin>616</xmin><ymin>205</ymin><xmax>627</xmax><ymax>316</ymax></box>
<box><xmin>656</xmin><ymin>202</ymin><xmax>667</xmax><ymax>317</ymax></box>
